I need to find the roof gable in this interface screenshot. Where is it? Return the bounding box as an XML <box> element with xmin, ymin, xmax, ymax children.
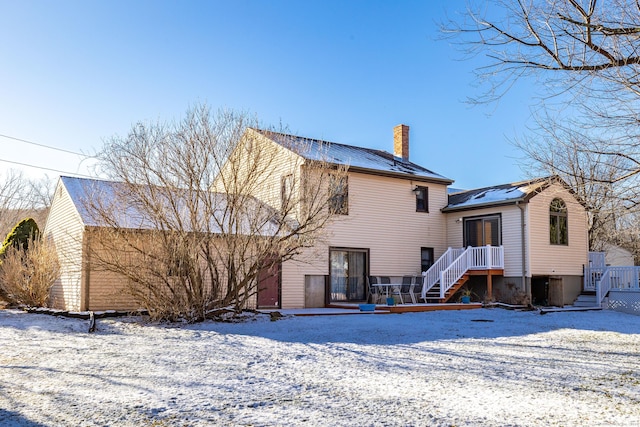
<box><xmin>252</xmin><ymin>129</ymin><xmax>453</xmax><ymax>183</ymax></box>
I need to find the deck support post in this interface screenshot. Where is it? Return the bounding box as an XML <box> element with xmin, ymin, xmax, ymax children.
<box><xmin>487</xmin><ymin>273</ymin><xmax>493</xmax><ymax>300</ymax></box>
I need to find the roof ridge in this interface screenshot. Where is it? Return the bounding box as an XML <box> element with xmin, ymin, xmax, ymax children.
<box><xmin>252</xmin><ymin>128</ymin><xmax>380</xmax><ymax>152</ymax></box>
<box><xmin>253</xmin><ymin>128</ymin><xmax>453</xmax><ymax>183</ymax></box>
<box><xmin>453</xmin><ymin>176</ymin><xmax>552</xmax><ymax>194</ymax></box>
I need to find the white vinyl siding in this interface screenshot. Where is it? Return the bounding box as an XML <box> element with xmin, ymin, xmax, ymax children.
<box><xmin>43</xmin><ymin>181</ymin><xmax>86</xmax><ymax>311</ymax></box>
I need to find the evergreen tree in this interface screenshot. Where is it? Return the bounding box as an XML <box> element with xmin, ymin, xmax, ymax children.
<box><xmin>0</xmin><ymin>218</ymin><xmax>39</xmax><ymax>258</ymax></box>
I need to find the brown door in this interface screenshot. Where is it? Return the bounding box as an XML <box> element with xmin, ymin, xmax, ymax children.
<box><xmin>257</xmin><ymin>259</ymin><xmax>281</xmax><ymax>308</ymax></box>
<box><xmin>548</xmin><ymin>276</ymin><xmax>564</xmax><ymax>307</ymax></box>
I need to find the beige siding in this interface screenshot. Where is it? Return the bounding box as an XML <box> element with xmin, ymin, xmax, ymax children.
<box><xmin>528</xmin><ymin>184</ymin><xmax>588</xmax><ymax>276</ymax></box>
<box><xmin>444</xmin><ymin>183</ymin><xmax>588</xmax><ymax>279</ymax></box>
<box><xmin>604</xmin><ymin>244</ymin><xmax>634</xmax><ymax>267</ymax></box>
<box><xmin>445</xmin><ymin>205</ymin><xmax>526</xmax><ymax>278</ymax></box>
<box><xmin>86</xmin><ymin>269</ymin><xmax>141</xmax><ymax>311</ymax></box>
<box><xmin>43</xmin><ymin>181</ymin><xmax>85</xmax><ymax>311</ymax></box>
<box><xmin>84</xmin><ymin>230</ymin><xmax>260</xmax><ymax>311</ymax></box>
<box><xmin>83</xmin><ymin>232</ymin><xmax>142</xmax><ymax>311</ymax></box>
<box><xmin>212</xmin><ymin>129</ymin><xmax>305</xmax><ymax>212</ymax></box>
<box><xmin>329</xmin><ymin>173</ymin><xmax>449</xmax><ymax>272</ymax></box>
<box><xmin>281</xmin><ymin>172</ymin><xmax>449</xmax><ymax>308</ymax></box>
<box><xmin>281</xmin><ymin>246</ymin><xmax>327</xmax><ymax>308</ymax></box>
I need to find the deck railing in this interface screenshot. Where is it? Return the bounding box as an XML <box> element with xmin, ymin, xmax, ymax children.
<box><xmin>589</xmin><ymin>251</ymin><xmax>606</xmax><ymax>268</ymax></box>
<box><xmin>421</xmin><ymin>245</ymin><xmax>504</xmax><ymax>300</ymax></box>
<box><xmin>585</xmin><ymin>265</ymin><xmax>640</xmax><ymax>306</ymax></box>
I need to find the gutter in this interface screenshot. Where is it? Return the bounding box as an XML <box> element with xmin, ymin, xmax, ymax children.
<box><xmin>334</xmin><ymin>164</ymin><xmax>454</xmax><ymax>185</ymax></box>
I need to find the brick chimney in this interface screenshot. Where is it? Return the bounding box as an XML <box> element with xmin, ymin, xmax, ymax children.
<box><xmin>394</xmin><ymin>124</ymin><xmax>409</xmax><ymax>161</ymax></box>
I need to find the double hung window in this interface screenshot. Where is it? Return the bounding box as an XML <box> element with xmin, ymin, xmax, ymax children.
<box><xmin>415</xmin><ymin>186</ymin><xmax>428</xmax><ymax>212</ymax></box>
<box><xmin>329</xmin><ymin>175</ymin><xmax>348</xmax><ymax>215</ymax></box>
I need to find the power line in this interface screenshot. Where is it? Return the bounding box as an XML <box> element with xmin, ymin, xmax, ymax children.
<box><xmin>0</xmin><ymin>157</ymin><xmax>94</xmax><ymax>178</ymax></box>
<box><xmin>0</xmin><ymin>133</ymin><xmax>94</xmax><ymax>158</ymax></box>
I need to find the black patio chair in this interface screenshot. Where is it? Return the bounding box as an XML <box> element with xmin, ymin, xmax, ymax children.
<box><xmin>378</xmin><ymin>276</ymin><xmax>397</xmax><ymax>303</ymax></box>
<box><xmin>412</xmin><ymin>276</ymin><xmax>424</xmax><ymax>304</ymax></box>
<box><xmin>400</xmin><ymin>276</ymin><xmax>414</xmax><ymax>303</ymax></box>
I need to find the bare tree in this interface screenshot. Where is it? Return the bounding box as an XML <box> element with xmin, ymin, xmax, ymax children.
<box><xmin>0</xmin><ymin>170</ymin><xmax>53</xmax><ymax>238</ymax></box>
<box><xmin>85</xmin><ymin>105</ymin><xmax>343</xmax><ymax>322</ymax></box>
<box><xmin>450</xmin><ymin>1</ymin><xmax>640</xmax><ymax>102</ymax></box>
<box><xmin>448</xmin><ymin>0</ymin><xmax>640</xmax><ymax>253</ymax></box>
<box><xmin>513</xmin><ymin>113</ymin><xmax>633</xmax><ymax>249</ymax></box>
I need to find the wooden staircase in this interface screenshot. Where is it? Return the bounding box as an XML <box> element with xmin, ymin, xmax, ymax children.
<box><xmin>423</xmin><ymin>274</ymin><xmax>470</xmax><ymax>303</ymax></box>
<box><xmin>420</xmin><ymin>246</ymin><xmax>504</xmax><ymax>303</ymax></box>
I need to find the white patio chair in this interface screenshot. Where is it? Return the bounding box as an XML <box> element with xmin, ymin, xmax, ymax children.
<box><xmin>368</xmin><ymin>276</ymin><xmax>385</xmax><ymax>304</ymax></box>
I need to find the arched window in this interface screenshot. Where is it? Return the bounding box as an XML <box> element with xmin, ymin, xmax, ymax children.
<box><xmin>550</xmin><ymin>198</ymin><xmax>568</xmax><ymax>245</ymax></box>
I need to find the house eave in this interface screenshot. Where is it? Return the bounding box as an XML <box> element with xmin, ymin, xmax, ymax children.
<box><xmin>441</xmin><ymin>198</ymin><xmax>528</xmax><ymax>213</ymax></box>
<box><xmin>308</xmin><ymin>161</ymin><xmax>454</xmax><ymax>185</ymax></box>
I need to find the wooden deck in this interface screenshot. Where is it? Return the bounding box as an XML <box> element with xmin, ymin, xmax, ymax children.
<box><xmin>327</xmin><ymin>302</ymin><xmax>482</xmax><ymax>313</ymax></box>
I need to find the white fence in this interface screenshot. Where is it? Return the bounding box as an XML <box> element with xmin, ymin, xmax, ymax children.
<box><xmin>608</xmin><ymin>290</ymin><xmax>640</xmax><ymax>316</ymax></box>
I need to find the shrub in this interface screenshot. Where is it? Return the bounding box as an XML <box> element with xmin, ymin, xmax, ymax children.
<box><xmin>0</xmin><ymin>238</ymin><xmax>60</xmax><ymax>307</ymax></box>
<box><xmin>0</xmin><ymin>218</ymin><xmax>39</xmax><ymax>259</ymax></box>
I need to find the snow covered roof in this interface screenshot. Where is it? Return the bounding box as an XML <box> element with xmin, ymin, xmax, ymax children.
<box><xmin>443</xmin><ymin>177</ymin><xmax>553</xmax><ymax>212</ymax></box>
<box><xmin>253</xmin><ymin>129</ymin><xmax>453</xmax><ymax>184</ymax></box>
<box><xmin>59</xmin><ymin>176</ymin><xmax>281</xmax><ymax>235</ymax></box>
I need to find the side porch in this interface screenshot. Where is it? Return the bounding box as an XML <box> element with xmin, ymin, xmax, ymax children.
<box><xmin>584</xmin><ymin>251</ymin><xmax>640</xmax><ymax>314</ymax></box>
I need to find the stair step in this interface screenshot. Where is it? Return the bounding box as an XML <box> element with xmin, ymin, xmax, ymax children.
<box><xmin>573</xmin><ymin>293</ymin><xmax>599</xmax><ymax>308</ymax></box>
<box><xmin>574</xmin><ymin>301</ymin><xmax>599</xmax><ymax>307</ymax></box>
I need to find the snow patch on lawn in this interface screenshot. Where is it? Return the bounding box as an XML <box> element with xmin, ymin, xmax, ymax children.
<box><xmin>1</xmin><ymin>308</ymin><xmax>639</xmax><ymax>426</ymax></box>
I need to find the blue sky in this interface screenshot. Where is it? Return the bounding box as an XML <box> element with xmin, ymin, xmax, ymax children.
<box><xmin>1</xmin><ymin>0</ymin><xmax>538</xmax><ymax>190</ymax></box>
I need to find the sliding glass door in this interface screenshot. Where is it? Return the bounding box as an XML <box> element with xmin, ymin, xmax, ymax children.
<box><xmin>329</xmin><ymin>248</ymin><xmax>368</xmax><ymax>302</ymax></box>
<box><xmin>464</xmin><ymin>215</ymin><xmax>501</xmax><ymax>247</ymax></box>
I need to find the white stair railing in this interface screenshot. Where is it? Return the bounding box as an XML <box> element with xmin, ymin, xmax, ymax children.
<box><xmin>421</xmin><ymin>247</ymin><xmax>464</xmax><ymax>300</ymax></box>
<box><xmin>440</xmin><ymin>248</ymin><xmax>471</xmax><ymax>299</ymax></box>
<box><xmin>440</xmin><ymin>245</ymin><xmax>505</xmax><ymax>299</ymax></box>
<box><xmin>596</xmin><ymin>268</ymin><xmax>611</xmax><ymax>307</ymax></box>
<box><xmin>421</xmin><ymin>246</ymin><xmax>505</xmax><ymax>301</ymax></box>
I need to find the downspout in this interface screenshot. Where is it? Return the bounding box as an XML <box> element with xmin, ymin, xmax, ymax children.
<box><xmin>516</xmin><ymin>201</ymin><xmax>529</xmax><ymax>301</ymax></box>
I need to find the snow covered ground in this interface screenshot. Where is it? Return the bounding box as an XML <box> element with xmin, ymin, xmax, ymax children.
<box><xmin>1</xmin><ymin>308</ymin><xmax>639</xmax><ymax>426</ymax></box>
